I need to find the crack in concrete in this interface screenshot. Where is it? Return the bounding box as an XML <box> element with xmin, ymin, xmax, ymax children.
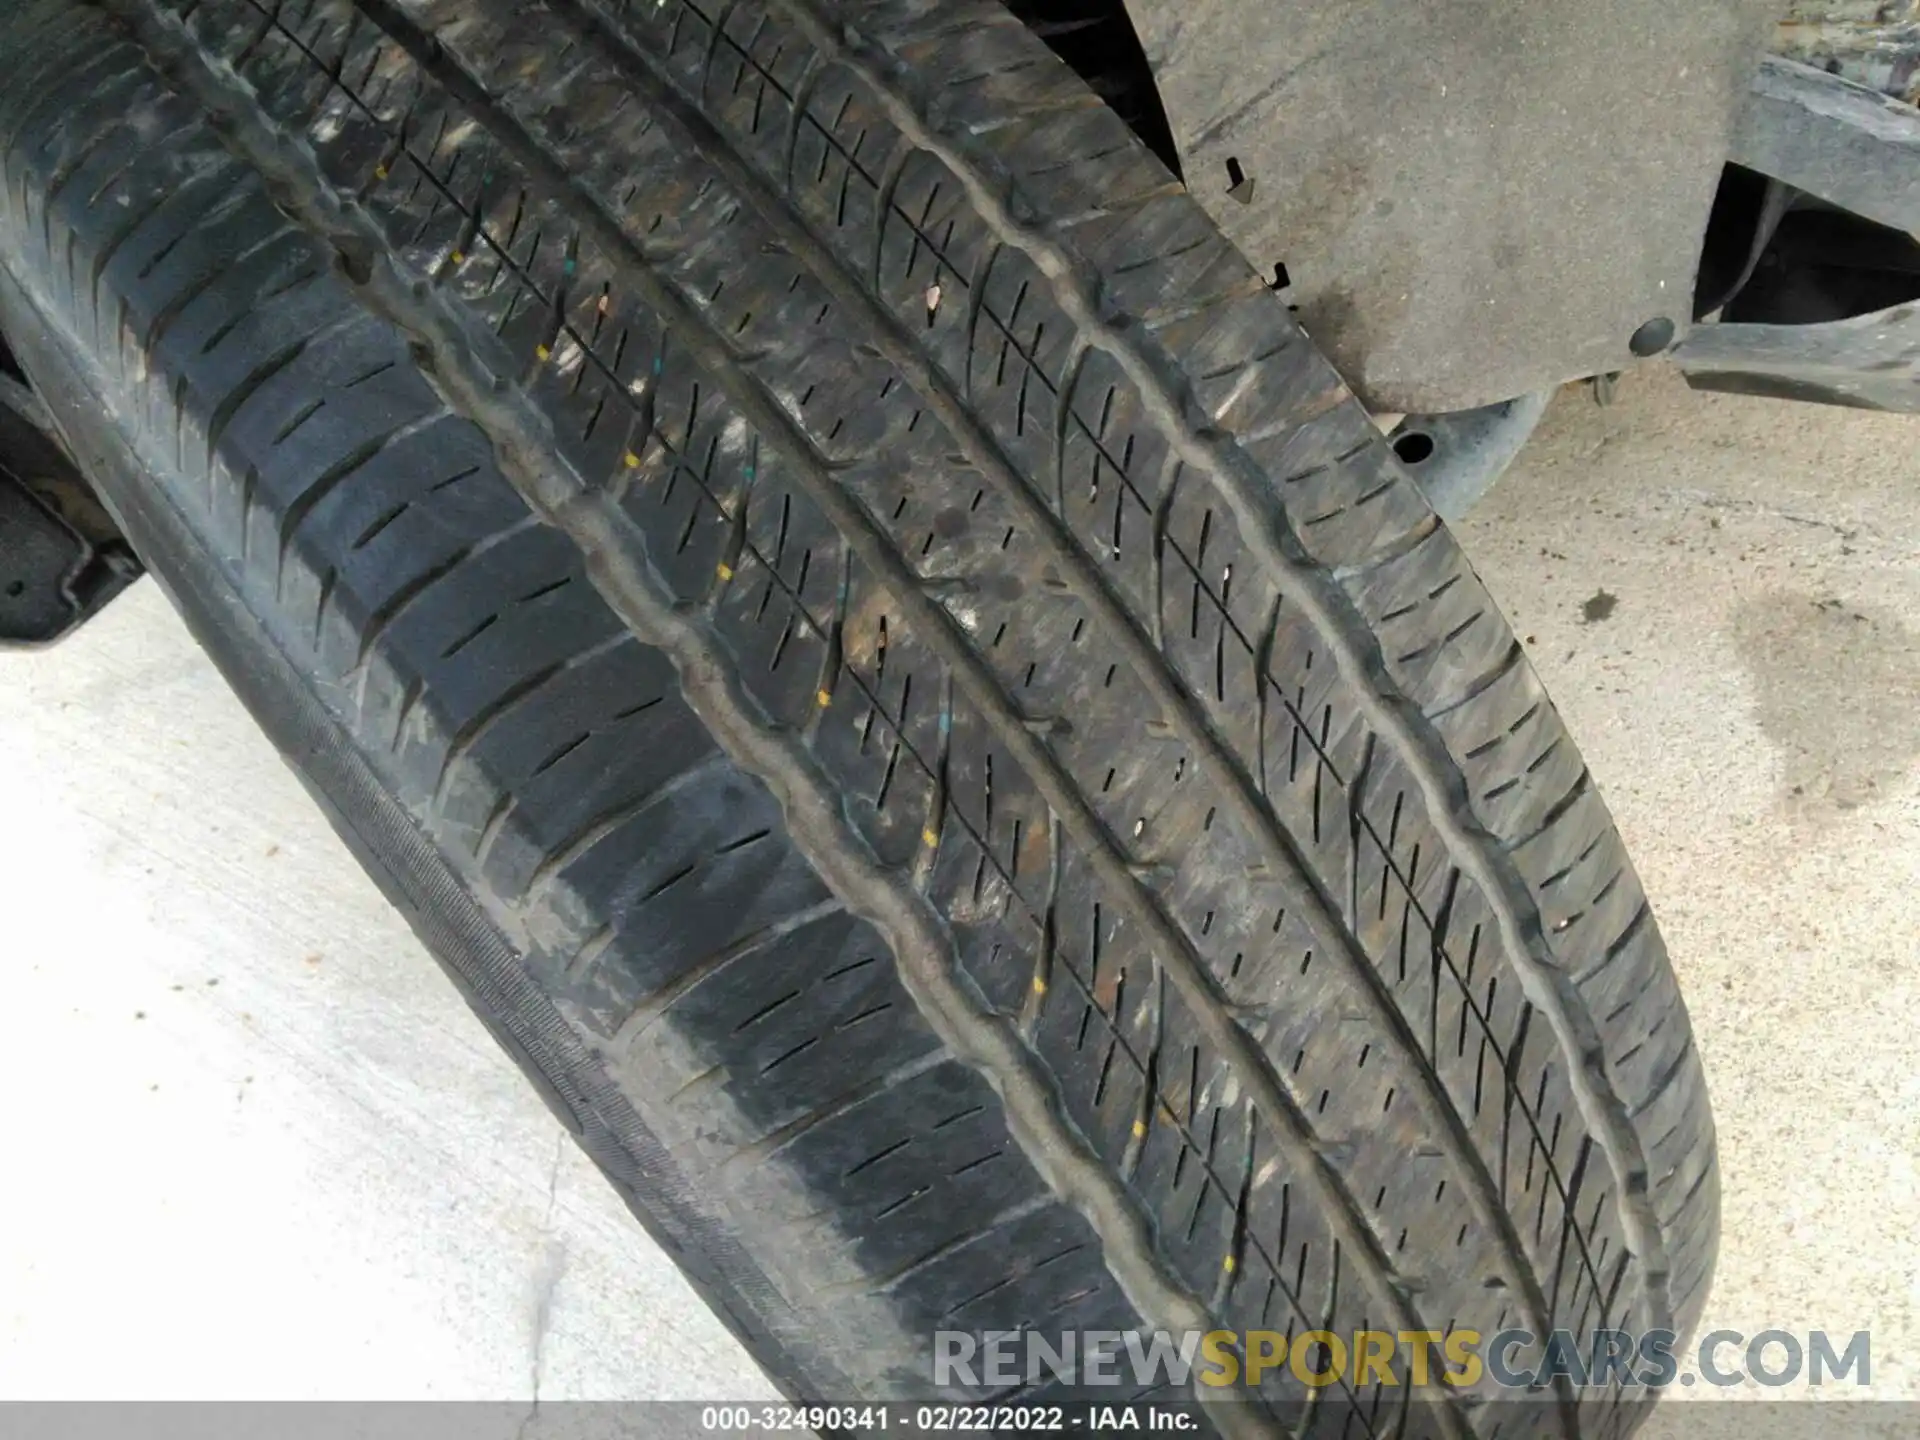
<box><xmin>518</xmin><ymin>1132</ymin><xmax>569</xmax><ymax>1440</ymax></box>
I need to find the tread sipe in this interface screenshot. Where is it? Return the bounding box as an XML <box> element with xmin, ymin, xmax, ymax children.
<box><xmin>0</xmin><ymin>0</ymin><xmax>1717</xmax><ymax>1433</ymax></box>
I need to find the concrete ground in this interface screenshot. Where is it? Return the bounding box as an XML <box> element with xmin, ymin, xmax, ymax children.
<box><xmin>0</xmin><ymin>366</ymin><xmax>1913</xmax><ymax>1420</ymax></box>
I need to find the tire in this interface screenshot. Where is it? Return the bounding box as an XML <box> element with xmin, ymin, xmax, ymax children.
<box><xmin>0</xmin><ymin>0</ymin><xmax>1717</xmax><ymax>1432</ymax></box>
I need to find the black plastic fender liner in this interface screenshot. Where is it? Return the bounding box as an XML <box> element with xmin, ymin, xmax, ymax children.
<box><xmin>1126</xmin><ymin>0</ymin><xmax>1780</xmax><ymax>413</ymax></box>
<box><xmin>1731</xmin><ymin>54</ymin><xmax>1920</xmax><ymax>237</ymax></box>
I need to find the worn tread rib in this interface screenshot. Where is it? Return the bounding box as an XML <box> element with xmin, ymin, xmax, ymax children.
<box><xmin>757</xmin><ymin>0</ymin><xmax>1674</xmax><ymax>1338</ymax></box>
<box><xmin>93</xmin><ymin>4</ymin><xmax>1268</xmax><ymax>1432</ymax></box>
<box><xmin>457</xmin><ymin>1</ymin><xmax>1550</xmax><ymax>1422</ymax></box>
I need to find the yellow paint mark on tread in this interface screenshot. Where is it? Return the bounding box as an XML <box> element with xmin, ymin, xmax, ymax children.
<box><xmin>1031</xmin><ymin>977</ymin><xmax>1047</xmax><ymax>995</ymax></box>
<box><xmin>1131</xmin><ymin>1120</ymin><xmax>1148</xmax><ymax>1139</ymax></box>
<box><xmin>921</xmin><ymin>829</ymin><xmax>939</xmax><ymax>848</ymax></box>
<box><xmin>535</xmin><ymin>344</ymin><xmax>551</xmax><ymax>361</ymax></box>
<box><xmin>816</xmin><ymin>689</ymin><xmax>833</xmax><ymax>708</ymax></box>
<box><xmin>716</xmin><ymin>563</ymin><xmax>734</xmax><ymax>581</ymax></box>
<box><xmin>622</xmin><ymin>451</ymin><xmax>640</xmax><ymax>468</ymax></box>
<box><xmin>1222</xmin><ymin>1255</ymin><xmax>1236</xmax><ymax>1273</ymax></box>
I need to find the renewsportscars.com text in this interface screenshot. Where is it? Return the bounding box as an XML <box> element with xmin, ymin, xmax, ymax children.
<box><xmin>932</xmin><ymin>1328</ymin><xmax>1871</xmax><ymax>1391</ymax></box>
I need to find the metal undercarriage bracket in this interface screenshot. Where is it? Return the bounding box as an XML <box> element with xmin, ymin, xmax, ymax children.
<box><xmin>1127</xmin><ymin>0</ymin><xmax>1780</xmax><ymax>414</ymax></box>
<box><xmin>1384</xmin><ymin>391</ymin><xmax>1555</xmax><ymax>522</ymax></box>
